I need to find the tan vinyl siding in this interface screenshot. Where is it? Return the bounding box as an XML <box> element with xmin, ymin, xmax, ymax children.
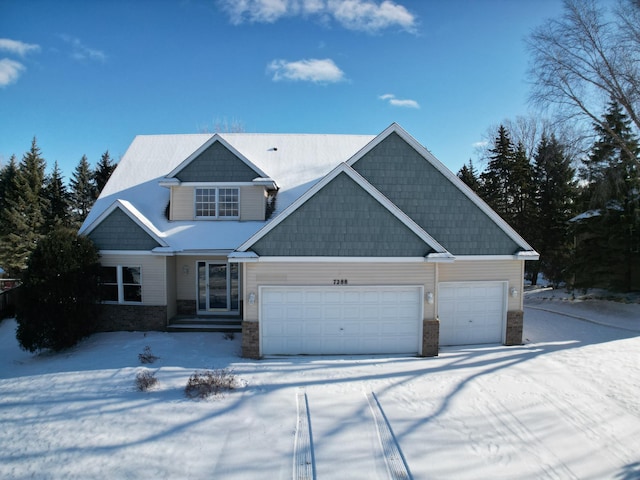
<box><xmin>171</xmin><ymin>185</ymin><xmax>265</xmax><ymax>221</ymax></box>
<box><xmin>243</xmin><ymin>262</ymin><xmax>436</xmax><ymax>322</ymax></box>
<box><xmin>239</xmin><ymin>185</ymin><xmax>266</xmax><ymax>221</ymax></box>
<box><xmin>100</xmin><ymin>253</ymin><xmax>167</xmax><ymax>305</ymax></box>
<box><xmin>170</xmin><ymin>186</ymin><xmax>195</xmax><ymax>220</ymax></box>
<box><xmin>438</xmin><ymin>260</ymin><xmax>524</xmax><ymax>310</ymax></box>
<box><xmin>175</xmin><ymin>256</ymin><xmax>228</xmax><ymax>300</ymax></box>
<box><xmin>166</xmin><ymin>256</ymin><xmax>177</xmax><ymax>319</ymax></box>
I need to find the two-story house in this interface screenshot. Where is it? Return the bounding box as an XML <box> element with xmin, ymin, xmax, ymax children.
<box><xmin>79</xmin><ymin>123</ymin><xmax>538</xmax><ymax>358</ymax></box>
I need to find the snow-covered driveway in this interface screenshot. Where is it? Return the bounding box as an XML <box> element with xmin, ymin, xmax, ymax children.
<box><xmin>0</xmin><ymin>298</ymin><xmax>638</xmax><ymax>479</ymax></box>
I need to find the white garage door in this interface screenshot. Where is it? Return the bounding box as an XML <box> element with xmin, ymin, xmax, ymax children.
<box><xmin>260</xmin><ymin>286</ymin><xmax>423</xmax><ymax>355</ymax></box>
<box><xmin>438</xmin><ymin>281</ymin><xmax>506</xmax><ymax>346</ymax></box>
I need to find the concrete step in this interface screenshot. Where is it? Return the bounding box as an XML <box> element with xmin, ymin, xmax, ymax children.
<box><xmin>167</xmin><ymin>316</ymin><xmax>241</xmax><ymax>333</ymax></box>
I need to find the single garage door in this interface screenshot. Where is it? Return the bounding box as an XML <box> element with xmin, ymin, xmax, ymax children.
<box><xmin>260</xmin><ymin>286</ymin><xmax>423</xmax><ymax>355</ymax></box>
<box><xmin>438</xmin><ymin>281</ymin><xmax>507</xmax><ymax>346</ymax></box>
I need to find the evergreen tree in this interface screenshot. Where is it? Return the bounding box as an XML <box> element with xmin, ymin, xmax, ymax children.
<box><xmin>532</xmin><ymin>135</ymin><xmax>577</xmax><ymax>286</ymax></box>
<box><xmin>16</xmin><ymin>227</ymin><xmax>101</xmax><ymax>352</ymax></box>
<box><xmin>457</xmin><ymin>159</ymin><xmax>480</xmax><ymax>192</ymax></box>
<box><xmin>0</xmin><ymin>155</ymin><xmax>20</xmax><ymax>237</ymax></box>
<box><xmin>69</xmin><ymin>155</ymin><xmax>96</xmax><ymax>225</ymax></box>
<box><xmin>480</xmin><ymin>125</ymin><xmax>516</xmax><ymax>219</ymax></box>
<box><xmin>509</xmin><ymin>141</ymin><xmax>536</xmax><ymax>236</ymax></box>
<box><xmin>0</xmin><ymin>138</ymin><xmax>48</xmax><ymax>277</ymax></box>
<box><xmin>573</xmin><ymin>100</ymin><xmax>640</xmax><ymax>291</ymax></box>
<box><xmin>43</xmin><ymin>161</ymin><xmax>71</xmax><ymax>229</ymax></box>
<box><xmin>93</xmin><ymin>150</ymin><xmax>116</xmax><ymax>197</ymax></box>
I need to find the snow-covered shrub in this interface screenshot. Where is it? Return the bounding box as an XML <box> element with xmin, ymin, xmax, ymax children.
<box><xmin>184</xmin><ymin>369</ymin><xmax>237</xmax><ymax>399</ymax></box>
<box><xmin>138</xmin><ymin>345</ymin><xmax>159</xmax><ymax>364</ymax></box>
<box><xmin>135</xmin><ymin>369</ymin><xmax>158</xmax><ymax>391</ymax></box>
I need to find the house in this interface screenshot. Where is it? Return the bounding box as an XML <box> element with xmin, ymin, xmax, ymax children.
<box><xmin>79</xmin><ymin>123</ymin><xmax>539</xmax><ymax>358</ymax></box>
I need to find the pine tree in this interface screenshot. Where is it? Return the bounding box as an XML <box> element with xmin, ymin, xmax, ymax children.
<box><xmin>93</xmin><ymin>150</ymin><xmax>116</xmax><ymax>197</ymax></box>
<box><xmin>69</xmin><ymin>155</ymin><xmax>96</xmax><ymax>225</ymax></box>
<box><xmin>480</xmin><ymin>125</ymin><xmax>516</xmax><ymax>219</ymax></box>
<box><xmin>573</xmin><ymin>100</ymin><xmax>640</xmax><ymax>291</ymax></box>
<box><xmin>0</xmin><ymin>155</ymin><xmax>20</xmax><ymax>238</ymax></box>
<box><xmin>43</xmin><ymin>161</ymin><xmax>71</xmax><ymax>229</ymax></box>
<box><xmin>532</xmin><ymin>135</ymin><xmax>577</xmax><ymax>286</ymax></box>
<box><xmin>0</xmin><ymin>138</ymin><xmax>49</xmax><ymax>276</ymax></box>
<box><xmin>457</xmin><ymin>159</ymin><xmax>480</xmax><ymax>192</ymax></box>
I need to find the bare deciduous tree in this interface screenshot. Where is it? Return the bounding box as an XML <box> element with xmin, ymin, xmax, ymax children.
<box><xmin>527</xmin><ymin>0</ymin><xmax>640</xmax><ymax>163</ymax></box>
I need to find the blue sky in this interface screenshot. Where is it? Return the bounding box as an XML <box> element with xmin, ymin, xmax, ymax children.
<box><xmin>0</xmin><ymin>0</ymin><xmax>565</xmax><ymax>182</ymax></box>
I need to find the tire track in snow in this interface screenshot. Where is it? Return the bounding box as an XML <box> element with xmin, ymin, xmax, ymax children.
<box><xmin>538</xmin><ymin>390</ymin><xmax>637</xmax><ymax>467</ymax></box>
<box><xmin>293</xmin><ymin>391</ymin><xmax>315</xmax><ymax>480</ymax></box>
<box><xmin>366</xmin><ymin>391</ymin><xmax>413</xmax><ymax>480</ymax></box>
<box><xmin>469</xmin><ymin>382</ymin><xmax>579</xmax><ymax>479</ymax></box>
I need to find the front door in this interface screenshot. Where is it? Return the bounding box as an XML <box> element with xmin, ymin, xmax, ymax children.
<box><xmin>197</xmin><ymin>262</ymin><xmax>239</xmax><ymax>313</ymax></box>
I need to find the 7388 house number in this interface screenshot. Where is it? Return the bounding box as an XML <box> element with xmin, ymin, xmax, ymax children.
<box><xmin>333</xmin><ymin>279</ymin><xmax>348</xmax><ymax>285</ymax></box>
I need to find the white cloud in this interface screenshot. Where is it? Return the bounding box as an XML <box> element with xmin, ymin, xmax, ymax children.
<box><xmin>217</xmin><ymin>0</ymin><xmax>416</xmax><ymax>33</ymax></box>
<box><xmin>0</xmin><ymin>38</ymin><xmax>40</xmax><ymax>57</ymax></box>
<box><xmin>472</xmin><ymin>141</ymin><xmax>489</xmax><ymax>148</ymax></box>
<box><xmin>0</xmin><ymin>59</ymin><xmax>25</xmax><ymax>87</ymax></box>
<box><xmin>379</xmin><ymin>93</ymin><xmax>419</xmax><ymax>109</ymax></box>
<box><xmin>59</xmin><ymin>35</ymin><xmax>106</xmax><ymax>62</ymax></box>
<box><xmin>268</xmin><ymin>58</ymin><xmax>345</xmax><ymax>83</ymax></box>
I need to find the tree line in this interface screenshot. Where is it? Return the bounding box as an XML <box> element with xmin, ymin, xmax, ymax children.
<box><xmin>0</xmin><ymin>139</ymin><xmax>115</xmax><ymax>277</ymax></box>
<box><xmin>458</xmin><ymin>98</ymin><xmax>639</xmax><ymax>292</ymax></box>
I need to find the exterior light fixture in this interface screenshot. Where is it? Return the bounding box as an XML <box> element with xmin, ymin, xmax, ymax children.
<box><xmin>182</xmin><ymin>265</ymin><xmax>189</xmax><ymax>275</ymax></box>
<box><xmin>426</xmin><ymin>292</ymin><xmax>434</xmax><ymax>304</ymax></box>
<box><xmin>248</xmin><ymin>292</ymin><xmax>256</xmax><ymax>305</ymax></box>
<box><xmin>510</xmin><ymin>287</ymin><xmax>518</xmax><ymax>297</ymax></box>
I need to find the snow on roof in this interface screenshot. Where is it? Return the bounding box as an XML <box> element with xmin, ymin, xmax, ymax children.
<box><xmin>79</xmin><ymin>132</ymin><xmax>374</xmax><ymax>252</ymax></box>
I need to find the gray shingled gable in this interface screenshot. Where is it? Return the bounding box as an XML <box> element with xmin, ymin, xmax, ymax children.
<box><xmin>174</xmin><ymin>141</ymin><xmax>262</xmax><ymax>182</ymax></box>
<box><xmin>250</xmin><ymin>172</ymin><xmax>433</xmax><ymax>257</ymax></box>
<box><xmin>351</xmin><ymin>132</ymin><xmax>521</xmax><ymax>255</ymax></box>
<box><xmin>87</xmin><ymin>208</ymin><xmax>161</xmax><ymax>250</ymax></box>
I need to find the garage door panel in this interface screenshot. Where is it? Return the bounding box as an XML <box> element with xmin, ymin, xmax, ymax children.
<box><xmin>261</xmin><ymin>286</ymin><xmax>422</xmax><ymax>355</ymax></box>
<box><xmin>438</xmin><ymin>282</ymin><xmax>506</xmax><ymax>346</ymax></box>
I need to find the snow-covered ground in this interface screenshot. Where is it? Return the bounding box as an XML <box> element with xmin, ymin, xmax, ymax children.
<box><xmin>1</xmin><ymin>294</ymin><xmax>639</xmax><ymax>480</ymax></box>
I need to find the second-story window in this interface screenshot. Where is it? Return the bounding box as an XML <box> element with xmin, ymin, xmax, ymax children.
<box><xmin>195</xmin><ymin>187</ymin><xmax>239</xmax><ymax>219</ymax></box>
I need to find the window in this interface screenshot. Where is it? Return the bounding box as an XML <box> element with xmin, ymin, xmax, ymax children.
<box><xmin>100</xmin><ymin>266</ymin><xmax>142</xmax><ymax>303</ymax></box>
<box><xmin>195</xmin><ymin>187</ymin><xmax>239</xmax><ymax>218</ymax></box>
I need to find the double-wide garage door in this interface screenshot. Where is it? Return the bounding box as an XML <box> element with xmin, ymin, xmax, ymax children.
<box><xmin>260</xmin><ymin>286</ymin><xmax>423</xmax><ymax>355</ymax></box>
<box><xmin>438</xmin><ymin>281</ymin><xmax>507</xmax><ymax>346</ymax></box>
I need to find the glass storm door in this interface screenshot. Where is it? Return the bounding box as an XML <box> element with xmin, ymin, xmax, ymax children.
<box><xmin>197</xmin><ymin>262</ymin><xmax>239</xmax><ymax>313</ymax></box>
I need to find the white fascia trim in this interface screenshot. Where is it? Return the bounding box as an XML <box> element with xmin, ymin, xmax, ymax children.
<box><xmin>158</xmin><ymin>178</ymin><xmax>181</xmax><ymax>188</ymax></box>
<box><xmin>347</xmin><ymin>123</ymin><xmax>537</xmax><ymax>252</ymax></box>
<box><xmin>175</xmin><ymin>249</ymin><xmax>234</xmax><ymax>256</ymax></box>
<box><xmin>99</xmin><ymin>250</ymin><xmax>157</xmax><ymax>256</ymax></box>
<box><xmin>236</xmin><ymin>162</ymin><xmax>450</xmax><ymax>255</ymax></box>
<box><xmin>243</xmin><ymin>256</ymin><xmax>432</xmax><ymax>263</ymax></box>
<box><xmin>426</xmin><ymin>252</ymin><xmax>456</xmax><ymax>263</ymax></box>
<box><xmin>179</xmin><ymin>182</ymin><xmax>259</xmax><ymax>187</ymax></box>
<box><xmin>80</xmin><ymin>199</ymin><xmax>168</xmax><ymax>248</ymax></box>
<box><xmin>454</xmin><ymin>254</ymin><xmax>538</xmax><ymax>261</ymax></box>
<box><xmin>166</xmin><ymin>134</ymin><xmax>271</xmax><ymax>180</ymax></box>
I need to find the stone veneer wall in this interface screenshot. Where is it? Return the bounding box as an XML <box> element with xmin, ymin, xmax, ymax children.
<box><xmin>422</xmin><ymin>318</ymin><xmax>439</xmax><ymax>357</ymax></box>
<box><xmin>97</xmin><ymin>304</ymin><xmax>167</xmax><ymax>331</ymax></box>
<box><xmin>242</xmin><ymin>321</ymin><xmax>260</xmax><ymax>359</ymax></box>
<box><xmin>505</xmin><ymin>310</ymin><xmax>524</xmax><ymax>345</ymax></box>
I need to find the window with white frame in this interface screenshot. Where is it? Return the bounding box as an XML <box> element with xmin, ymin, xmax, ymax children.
<box><xmin>100</xmin><ymin>266</ymin><xmax>142</xmax><ymax>303</ymax></box>
<box><xmin>195</xmin><ymin>187</ymin><xmax>239</xmax><ymax>218</ymax></box>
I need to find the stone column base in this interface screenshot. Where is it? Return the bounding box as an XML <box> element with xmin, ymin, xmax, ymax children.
<box><xmin>422</xmin><ymin>318</ymin><xmax>439</xmax><ymax>357</ymax></box>
<box><xmin>505</xmin><ymin>310</ymin><xmax>524</xmax><ymax>346</ymax></box>
<box><xmin>242</xmin><ymin>321</ymin><xmax>260</xmax><ymax>359</ymax></box>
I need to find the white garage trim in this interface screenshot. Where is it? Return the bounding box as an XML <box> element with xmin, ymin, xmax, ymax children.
<box><xmin>259</xmin><ymin>285</ymin><xmax>424</xmax><ymax>356</ymax></box>
<box><xmin>437</xmin><ymin>281</ymin><xmax>507</xmax><ymax>346</ymax></box>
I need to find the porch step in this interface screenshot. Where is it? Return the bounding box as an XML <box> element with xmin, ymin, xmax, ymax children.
<box><xmin>167</xmin><ymin>316</ymin><xmax>242</xmax><ymax>333</ymax></box>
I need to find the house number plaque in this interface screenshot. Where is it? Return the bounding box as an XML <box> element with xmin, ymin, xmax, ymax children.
<box><xmin>333</xmin><ymin>279</ymin><xmax>348</xmax><ymax>285</ymax></box>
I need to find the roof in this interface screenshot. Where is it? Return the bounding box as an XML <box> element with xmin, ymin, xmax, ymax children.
<box><xmin>79</xmin><ymin>132</ymin><xmax>375</xmax><ymax>252</ymax></box>
<box><xmin>79</xmin><ymin>124</ymin><xmax>538</xmax><ymax>258</ymax></box>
